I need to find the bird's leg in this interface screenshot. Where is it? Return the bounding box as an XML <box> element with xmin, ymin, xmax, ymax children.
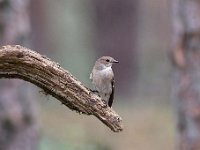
<box><xmin>102</xmin><ymin>99</ymin><xmax>107</xmax><ymax>104</ymax></box>
<box><xmin>89</xmin><ymin>89</ymin><xmax>99</xmax><ymax>96</ymax></box>
<box><xmin>90</xmin><ymin>89</ymin><xmax>98</xmax><ymax>93</ymax></box>
<box><xmin>89</xmin><ymin>89</ymin><xmax>107</xmax><ymax>107</ymax></box>
<box><xmin>101</xmin><ymin>99</ymin><xmax>108</xmax><ymax>107</ymax></box>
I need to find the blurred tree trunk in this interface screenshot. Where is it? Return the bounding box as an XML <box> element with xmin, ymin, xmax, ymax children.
<box><xmin>171</xmin><ymin>0</ymin><xmax>200</xmax><ymax>149</ymax></box>
<box><xmin>30</xmin><ymin>0</ymin><xmax>53</xmax><ymax>54</ymax></box>
<box><xmin>0</xmin><ymin>0</ymin><xmax>39</xmax><ymax>150</ymax></box>
<box><xmin>93</xmin><ymin>0</ymin><xmax>138</xmax><ymax>97</ymax></box>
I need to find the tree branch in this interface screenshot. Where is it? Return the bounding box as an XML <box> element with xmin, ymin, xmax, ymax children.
<box><xmin>0</xmin><ymin>45</ymin><xmax>123</xmax><ymax>132</ymax></box>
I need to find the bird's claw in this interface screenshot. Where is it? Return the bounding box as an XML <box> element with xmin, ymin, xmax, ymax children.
<box><xmin>102</xmin><ymin>99</ymin><xmax>108</xmax><ymax>107</ymax></box>
<box><xmin>90</xmin><ymin>89</ymin><xmax>99</xmax><ymax>95</ymax></box>
<box><xmin>90</xmin><ymin>89</ymin><xmax>98</xmax><ymax>93</ymax></box>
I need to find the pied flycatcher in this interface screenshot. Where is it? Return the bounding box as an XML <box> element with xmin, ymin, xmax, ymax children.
<box><xmin>90</xmin><ymin>56</ymin><xmax>119</xmax><ymax>107</ymax></box>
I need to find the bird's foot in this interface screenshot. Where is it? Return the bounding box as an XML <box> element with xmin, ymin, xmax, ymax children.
<box><xmin>89</xmin><ymin>89</ymin><xmax>99</xmax><ymax>96</ymax></box>
<box><xmin>90</xmin><ymin>89</ymin><xmax>98</xmax><ymax>93</ymax></box>
<box><xmin>89</xmin><ymin>89</ymin><xmax>99</xmax><ymax>95</ymax></box>
<box><xmin>102</xmin><ymin>99</ymin><xmax>108</xmax><ymax>107</ymax></box>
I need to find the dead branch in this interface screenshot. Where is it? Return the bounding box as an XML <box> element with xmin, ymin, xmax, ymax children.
<box><xmin>0</xmin><ymin>45</ymin><xmax>123</xmax><ymax>132</ymax></box>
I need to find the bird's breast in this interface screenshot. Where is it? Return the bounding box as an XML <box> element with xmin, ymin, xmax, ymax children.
<box><xmin>92</xmin><ymin>68</ymin><xmax>113</xmax><ymax>93</ymax></box>
<box><xmin>99</xmin><ymin>68</ymin><xmax>113</xmax><ymax>80</ymax></box>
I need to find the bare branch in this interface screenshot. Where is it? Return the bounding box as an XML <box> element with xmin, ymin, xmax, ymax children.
<box><xmin>0</xmin><ymin>45</ymin><xmax>123</xmax><ymax>132</ymax></box>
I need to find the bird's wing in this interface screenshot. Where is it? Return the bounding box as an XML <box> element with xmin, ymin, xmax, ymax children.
<box><xmin>108</xmin><ymin>78</ymin><xmax>115</xmax><ymax>107</ymax></box>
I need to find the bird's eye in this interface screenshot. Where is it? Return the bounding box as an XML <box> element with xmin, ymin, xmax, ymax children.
<box><xmin>106</xmin><ymin>59</ymin><xmax>109</xmax><ymax>62</ymax></box>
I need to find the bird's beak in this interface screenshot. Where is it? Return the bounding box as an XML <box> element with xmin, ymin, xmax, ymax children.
<box><xmin>112</xmin><ymin>59</ymin><xmax>119</xmax><ymax>63</ymax></box>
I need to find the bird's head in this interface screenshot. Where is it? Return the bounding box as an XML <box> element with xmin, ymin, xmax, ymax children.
<box><xmin>95</xmin><ymin>56</ymin><xmax>119</xmax><ymax>69</ymax></box>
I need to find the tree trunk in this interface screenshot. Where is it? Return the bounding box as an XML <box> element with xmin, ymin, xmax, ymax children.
<box><xmin>0</xmin><ymin>0</ymin><xmax>39</xmax><ymax>149</ymax></box>
<box><xmin>171</xmin><ymin>0</ymin><xmax>200</xmax><ymax>149</ymax></box>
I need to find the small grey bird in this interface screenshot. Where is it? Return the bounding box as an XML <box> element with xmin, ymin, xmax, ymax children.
<box><xmin>90</xmin><ymin>56</ymin><xmax>119</xmax><ymax>107</ymax></box>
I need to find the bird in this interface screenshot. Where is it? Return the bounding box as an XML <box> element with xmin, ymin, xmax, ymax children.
<box><xmin>90</xmin><ymin>56</ymin><xmax>119</xmax><ymax>107</ymax></box>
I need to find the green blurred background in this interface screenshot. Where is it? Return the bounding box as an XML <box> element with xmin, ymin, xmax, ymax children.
<box><xmin>29</xmin><ymin>0</ymin><xmax>174</xmax><ymax>150</ymax></box>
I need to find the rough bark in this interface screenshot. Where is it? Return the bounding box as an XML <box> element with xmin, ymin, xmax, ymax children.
<box><xmin>0</xmin><ymin>45</ymin><xmax>123</xmax><ymax>132</ymax></box>
<box><xmin>171</xmin><ymin>0</ymin><xmax>200</xmax><ymax>149</ymax></box>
